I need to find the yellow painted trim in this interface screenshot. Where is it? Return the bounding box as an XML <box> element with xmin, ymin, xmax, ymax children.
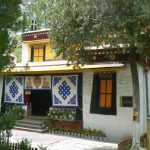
<box><xmin>1</xmin><ymin>64</ymin><xmax>124</xmax><ymax>75</ymax></box>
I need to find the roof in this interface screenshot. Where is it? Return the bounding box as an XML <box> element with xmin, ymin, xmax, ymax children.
<box><xmin>22</xmin><ymin>29</ymin><xmax>49</xmax><ymax>42</ymax></box>
<box><xmin>23</xmin><ymin>29</ymin><xmax>50</xmax><ymax>34</ymax></box>
<box><xmin>1</xmin><ymin>63</ymin><xmax>124</xmax><ymax>75</ymax></box>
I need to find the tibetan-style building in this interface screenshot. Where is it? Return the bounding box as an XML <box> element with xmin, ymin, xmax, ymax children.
<box><xmin>0</xmin><ymin>29</ymin><xmax>149</xmax><ymax>142</ymax></box>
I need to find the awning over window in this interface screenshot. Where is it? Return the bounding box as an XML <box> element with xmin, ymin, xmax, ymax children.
<box><xmin>1</xmin><ymin>63</ymin><xmax>124</xmax><ymax>75</ymax></box>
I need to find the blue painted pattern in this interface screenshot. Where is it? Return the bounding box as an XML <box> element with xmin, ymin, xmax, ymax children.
<box><xmin>16</xmin><ymin>94</ymin><xmax>23</xmax><ymax>102</ymax></box>
<box><xmin>6</xmin><ymin>94</ymin><xmax>11</xmax><ymax>102</ymax></box>
<box><xmin>53</xmin><ymin>77</ymin><xmax>62</xmax><ymax>86</ymax></box>
<box><xmin>58</xmin><ymin>81</ymin><xmax>71</xmax><ymax>100</ymax></box>
<box><xmin>68</xmin><ymin>76</ymin><xmax>77</xmax><ymax>86</ymax></box>
<box><xmin>54</xmin><ymin>95</ymin><xmax>62</xmax><ymax>104</ymax></box>
<box><xmin>16</xmin><ymin>77</ymin><xmax>23</xmax><ymax>85</ymax></box>
<box><xmin>5</xmin><ymin>76</ymin><xmax>24</xmax><ymax>104</ymax></box>
<box><xmin>52</xmin><ymin>75</ymin><xmax>78</xmax><ymax>107</ymax></box>
<box><xmin>69</xmin><ymin>95</ymin><xmax>77</xmax><ymax>105</ymax></box>
<box><xmin>9</xmin><ymin>82</ymin><xmax>18</xmax><ymax>98</ymax></box>
<box><xmin>6</xmin><ymin>77</ymin><xmax>12</xmax><ymax>85</ymax></box>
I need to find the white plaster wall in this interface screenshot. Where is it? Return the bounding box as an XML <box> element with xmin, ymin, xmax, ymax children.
<box><xmin>138</xmin><ymin>65</ymin><xmax>147</xmax><ymax>136</ymax></box>
<box><xmin>22</xmin><ymin>43</ymin><xmax>29</xmax><ymax>65</ymax></box>
<box><xmin>148</xmin><ymin>70</ymin><xmax>150</xmax><ymax>114</ymax></box>
<box><xmin>0</xmin><ymin>75</ymin><xmax>4</xmax><ymax>112</ymax></box>
<box><xmin>82</xmin><ymin>65</ymin><xmax>133</xmax><ymax>142</ymax></box>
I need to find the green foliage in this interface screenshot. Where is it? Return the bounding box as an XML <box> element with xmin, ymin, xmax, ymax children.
<box><xmin>18</xmin><ymin>138</ymin><xmax>31</xmax><ymax>150</ymax></box>
<box><xmin>0</xmin><ymin>0</ymin><xmax>22</xmax><ymax>70</ymax></box>
<box><xmin>38</xmin><ymin>0</ymin><xmax>150</xmax><ymax>64</ymax></box>
<box><xmin>23</xmin><ymin>0</ymin><xmax>150</xmax><ymax>61</ymax></box>
<box><xmin>38</xmin><ymin>144</ymin><xmax>47</xmax><ymax>150</ymax></box>
<box><xmin>22</xmin><ymin>0</ymin><xmax>50</xmax><ymax>31</ymax></box>
<box><xmin>0</xmin><ymin>141</ymin><xmax>11</xmax><ymax>150</ymax></box>
<box><xmin>48</xmin><ymin>108</ymin><xmax>76</xmax><ymax>120</ymax></box>
<box><xmin>5</xmin><ymin>105</ymin><xmax>25</xmax><ymax>120</ymax></box>
<box><xmin>0</xmin><ymin>106</ymin><xmax>16</xmax><ymax>143</ymax></box>
<box><xmin>45</xmin><ymin>120</ymin><xmax>106</xmax><ymax>138</ymax></box>
<box><xmin>43</xmin><ymin>119</ymin><xmax>53</xmax><ymax>130</ymax></box>
<box><xmin>14</xmin><ymin>105</ymin><xmax>25</xmax><ymax>119</ymax></box>
<box><xmin>0</xmin><ymin>105</ymin><xmax>25</xmax><ymax>144</ymax></box>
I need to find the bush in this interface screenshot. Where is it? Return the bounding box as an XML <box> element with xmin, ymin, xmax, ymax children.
<box><xmin>43</xmin><ymin>119</ymin><xmax>53</xmax><ymax>130</ymax></box>
<box><xmin>0</xmin><ymin>105</ymin><xmax>24</xmax><ymax>144</ymax></box>
<box><xmin>18</xmin><ymin>138</ymin><xmax>31</xmax><ymax>150</ymax></box>
<box><xmin>7</xmin><ymin>105</ymin><xmax>25</xmax><ymax>120</ymax></box>
<box><xmin>0</xmin><ymin>141</ymin><xmax>11</xmax><ymax>150</ymax></box>
<box><xmin>38</xmin><ymin>144</ymin><xmax>47</xmax><ymax>150</ymax></box>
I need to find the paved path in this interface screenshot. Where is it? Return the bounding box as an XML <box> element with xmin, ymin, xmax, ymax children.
<box><xmin>10</xmin><ymin>129</ymin><xmax>118</xmax><ymax>150</ymax></box>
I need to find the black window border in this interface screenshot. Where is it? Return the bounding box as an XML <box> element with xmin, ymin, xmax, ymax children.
<box><xmin>90</xmin><ymin>72</ymin><xmax>117</xmax><ymax>115</ymax></box>
<box><xmin>31</xmin><ymin>45</ymin><xmax>45</xmax><ymax>62</ymax></box>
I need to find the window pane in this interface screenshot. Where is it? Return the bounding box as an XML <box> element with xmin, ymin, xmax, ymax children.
<box><xmin>100</xmin><ymin>80</ymin><xmax>106</xmax><ymax>93</ymax></box>
<box><xmin>107</xmin><ymin>80</ymin><xmax>112</xmax><ymax>93</ymax></box>
<box><xmin>106</xmin><ymin>94</ymin><xmax>112</xmax><ymax>108</ymax></box>
<box><xmin>39</xmin><ymin>49</ymin><xmax>43</xmax><ymax>56</ymax></box>
<box><xmin>100</xmin><ymin>94</ymin><xmax>106</xmax><ymax>107</ymax></box>
<box><xmin>33</xmin><ymin>57</ymin><xmax>39</xmax><ymax>62</ymax></box>
<box><xmin>39</xmin><ymin>57</ymin><xmax>43</xmax><ymax>62</ymax></box>
<box><xmin>34</xmin><ymin>49</ymin><xmax>39</xmax><ymax>56</ymax></box>
<box><xmin>31</xmin><ymin>45</ymin><xmax>45</xmax><ymax>62</ymax></box>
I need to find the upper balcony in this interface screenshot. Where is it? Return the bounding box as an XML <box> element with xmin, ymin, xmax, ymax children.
<box><xmin>22</xmin><ymin>29</ymin><xmax>49</xmax><ymax>43</ymax></box>
<box><xmin>21</xmin><ymin>29</ymin><xmax>61</xmax><ymax>65</ymax></box>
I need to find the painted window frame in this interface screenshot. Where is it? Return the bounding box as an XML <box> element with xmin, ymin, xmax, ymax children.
<box><xmin>90</xmin><ymin>72</ymin><xmax>116</xmax><ymax>115</ymax></box>
<box><xmin>31</xmin><ymin>45</ymin><xmax>46</xmax><ymax>62</ymax></box>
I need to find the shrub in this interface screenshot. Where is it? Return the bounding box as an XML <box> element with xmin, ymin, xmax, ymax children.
<box><xmin>38</xmin><ymin>144</ymin><xmax>47</xmax><ymax>150</ymax></box>
<box><xmin>18</xmin><ymin>138</ymin><xmax>31</xmax><ymax>150</ymax></box>
<box><xmin>0</xmin><ymin>141</ymin><xmax>11</xmax><ymax>150</ymax></box>
<box><xmin>8</xmin><ymin>105</ymin><xmax>25</xmax><ymax>120</ymax></box>
<box><xmin>43</xmin><ymin>119</ymin><xmax>53</xmax><ymax>130</ymax></box>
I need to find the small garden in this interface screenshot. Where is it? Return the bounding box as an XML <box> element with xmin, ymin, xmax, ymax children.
<box><xmin>45</xmin><ymin>108</ymin><xmax>106</xmax><ymax>141</ymax></box>
<box><xmin>48</xmin><ymin>107</ymin><xmax>76</xmax><ymax>120</ymax></box>
<box><xmin>49</xmin><ymin>127</ymin><xmax>106</xmax><ymax>140</ymax></box>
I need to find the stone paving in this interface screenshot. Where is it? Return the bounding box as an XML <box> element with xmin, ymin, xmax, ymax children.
<box><xmin>10</xmin><ymin>129</ymin><xmax>118</xmax><ymax>150</ymax></box>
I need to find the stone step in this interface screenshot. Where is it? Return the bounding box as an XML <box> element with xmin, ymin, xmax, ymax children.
<box><xmin>14</xmin><ymin>126</ymin><xmax>46</xmax><ymax>133</ymax></box>
<box><xmin>15</xmin><ymin>122</ymin><xmax>43</xmax><ymax>130</ymax></box>
<box><xmin>27</xmin><ymin>116</ymin><xmax>48</xmax><ymax>121</ymax></box>
<box><xmin>16</xmin><ymin>119</ymin><xmax>43</xmax><ymax>126</ymax></box>
<box><xmin>14</xmin><ymin>116</ymin><xmax>47</xmax><ymax>133</ymax></box>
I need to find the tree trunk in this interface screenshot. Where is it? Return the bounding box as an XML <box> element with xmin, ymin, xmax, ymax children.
<box><xmin>129</xmin><ymin>49</ymin><xmax>141</xmax><ymax>150</ymax></box>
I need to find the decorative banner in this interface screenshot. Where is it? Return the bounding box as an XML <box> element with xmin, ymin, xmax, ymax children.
<box><xmin>52</xmin><ymin>75</ymin><xmax>78</xmax><ymax>107</ymax></box>
<box><xmin>5</xmin><ymin>76</ymin><xmax>24</xmax><ymax>104</ymax></box>
<box><xmin>25</xmin><ymin>75</ymin><xmax>51</xmax><ymax>89</ymax></box>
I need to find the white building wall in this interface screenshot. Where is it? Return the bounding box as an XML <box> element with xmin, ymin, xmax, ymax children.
<box><xmin>139</xmin><ymin>66</ymin><xmax>150</xmax><ymax>135</ymax></box>
<box><xmin>138</xmin><ymin>65</ymin><xmax>147</xmax><ymax>136</ymax></box>
<box><xmin>82</xmin><ymin>65</ymin><xmax>133</xmax><ymax>142</ymax></box>
<box><xmin>22</xmin><ymin>43</ymin><xmax>29</xmax><ymax>65</ymax></box>
<box><xmin>148</xmin><ymin>70</ymin><xmax>150</xmax><ymax>114</ymax></box>
<box><xmin>0</xmin><ymin>75</ymin><xmax>4</xmax><ymax>111</ymax></box>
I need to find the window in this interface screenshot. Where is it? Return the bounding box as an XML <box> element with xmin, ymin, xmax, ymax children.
<box><xmin>99</xmin><ymin>73</ymin><xmax>113</xmax><ymax>108</ymax></box>
<box><xmin>31</xmin><ymin>45</ymin><xmax>45</xmax><ymax>62</ymax></box>
<box><xmin>90</xmin><ymin>72</ymin><xmax>116</xmax><ymax>115</ymax></box>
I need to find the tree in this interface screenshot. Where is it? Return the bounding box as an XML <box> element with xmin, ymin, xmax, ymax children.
<box><xmin>22</xmin><ymin>0</ymin><xmax>50</xmax><ymax>31</ymax></box>
<box><xmin>0</xmin><ymin>0</ymin><xmax>22</xmax><ymax>70</ymax></box>
<box><xmin>43</xmin><ymin>0</ymin><xmax>150</xmax><ymax>149</ymax></box>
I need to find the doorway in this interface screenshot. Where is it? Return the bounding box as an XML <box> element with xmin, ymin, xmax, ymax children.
<box><xmin>30</xmin><ymin>90</ymin><xmax>51</xmax><ymax>116</ymax></box>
